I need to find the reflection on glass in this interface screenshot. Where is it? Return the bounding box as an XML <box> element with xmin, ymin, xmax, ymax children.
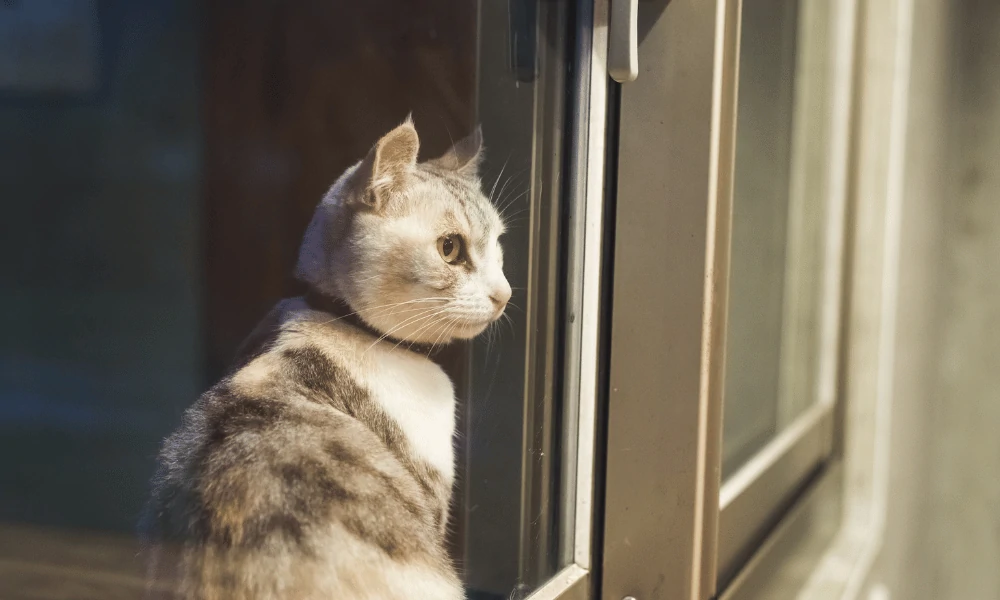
<box><xmin>0</xmin><ymin>1</ymin><xmax>577</xmax><ymax>598</ymax></box>
<box><xmin>723</xmin><ymin>0</ymin><xmax>835</xmax><ymax>478</ymax></box>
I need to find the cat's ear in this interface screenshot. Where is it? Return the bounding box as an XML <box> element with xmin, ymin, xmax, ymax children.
<box><xmin>351</xmin><ymin>116</ymin><xmax>420</xmax><ymax>211</ymax></box>
<box><xmin>429</xmin><ymin>125</ymin><xmax>483</xmax><ymax>179</ymax></box>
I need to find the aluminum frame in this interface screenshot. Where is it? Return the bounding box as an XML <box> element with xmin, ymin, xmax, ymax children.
<box><xmin>600</xmin><ymin>0</ymin><xmax>742</xmax><ymax>598</ymax></box>
<box><xmin>716</xmin><ymin>0</ymin><xmax>861</xmax><ymax>588</ymax></box>
<box><xmin>525</xmin><ymin>0</ymin><xmax>610</xmax><ymax>597</ymax></box>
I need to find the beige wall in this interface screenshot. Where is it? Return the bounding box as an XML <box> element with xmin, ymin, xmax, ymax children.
<box><xmin>871</xmin><ymin>1</ymin><xmax>1000</xmax><ymax>598</ymax></box>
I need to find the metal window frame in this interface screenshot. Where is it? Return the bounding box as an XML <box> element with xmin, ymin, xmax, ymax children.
<box><xmin>717</xmin><ymin>0</ymin><xmax>861</xmax><ymax>588</ymax></box>
<box><xmin>462</xmin><ymin>0</ymin><xmax>586</xmax><ymax>594</ymax></box>
<box><xmin>720</xmin><ymin>461</ymin><xmax>846</xmax><ymax>600</ymax></box>
<box><xmin>530</xmin><ymin>0</ymin><xmax>858</xmax><ymax>596</ymax></box>
<box><xmin>600</xmin><ymin>0</ymin><xmax>742</xmax><ymax>599</ymax></box>
<box><xmin>524</xmin><ymin>0</ymin><xmax>611</xmax><ymax>597</ymax></box>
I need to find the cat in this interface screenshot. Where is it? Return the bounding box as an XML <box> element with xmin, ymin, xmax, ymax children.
<box><xmin>141</xmin><ymin>117</ymin><xmax>511</xmax><ymax>600</ymax></box>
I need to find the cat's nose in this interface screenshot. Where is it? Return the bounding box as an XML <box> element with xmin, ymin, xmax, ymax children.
<box><xmin>490</xmin><ymin>280</ymin><xmax>512</xmax><ymax>312</ymax></box>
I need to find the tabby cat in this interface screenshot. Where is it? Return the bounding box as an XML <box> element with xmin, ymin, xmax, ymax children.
<box><xmin>142</xmin><ymin>118</ymin><xmax>511</xmax><ymax>600</ymax></box>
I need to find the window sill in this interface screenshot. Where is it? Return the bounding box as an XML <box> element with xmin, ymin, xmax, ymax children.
<box><xmin>719</xmin><ymin>460</ymin><xmax>844</xmax><ymax>600</ymax></box>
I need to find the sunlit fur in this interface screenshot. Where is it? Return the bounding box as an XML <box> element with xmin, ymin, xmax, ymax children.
<box><xmin>143</xmin><ymin>121</ymin><xmax>511</xmax><ymax>600</ymax></box>
<box><xmin>296</xmin><ymin>118</ymin><xmax>512</xmax><ymax>345</ymax></box>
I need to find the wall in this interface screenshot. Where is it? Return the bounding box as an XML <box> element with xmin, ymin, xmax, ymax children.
<box><xmin>870</xmin><ymin>0</ymin><xmax>1000</xmax><ymax>598</ymax></box>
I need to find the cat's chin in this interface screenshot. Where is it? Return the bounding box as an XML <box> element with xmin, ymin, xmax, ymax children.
<box><xmin>434</xmin><ymin>320</ymin><xmax>493</xmax><ymax>342</ymax></box>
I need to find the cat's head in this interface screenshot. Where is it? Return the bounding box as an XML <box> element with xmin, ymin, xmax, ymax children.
<box><xmin>296</xmin><ymin>117</ymin><xmax>512</xmax><ymax>344</ymax></box>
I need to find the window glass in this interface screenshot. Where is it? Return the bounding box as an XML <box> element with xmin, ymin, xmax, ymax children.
<box><xmin>0</xmin><ymin>1</ymin><xmax>580</xmax><ymax>597</ymax></box>
<box><xmin>723</xmin><ymin>0</ymin><xmax>835</xmax><ymax>477</ymax></box>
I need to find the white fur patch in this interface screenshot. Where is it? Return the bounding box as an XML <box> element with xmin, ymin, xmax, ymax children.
<box><xmin>364</xmin><ymin>346</ymin><xmax>457</xmax><ymax>481</ymax></box>
<box><xmin>245</xmin><ymin>307</ymin><xmax>458</xmax><ymax>483</ymax></box>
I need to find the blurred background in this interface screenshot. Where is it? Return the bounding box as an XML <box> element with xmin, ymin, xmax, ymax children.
<box><xmin>0</xmin><ymin>0</ymin><xmax>484</xmax><ymax>533</ymax></box>
<box><xmin>0</xmin><ymin>0</ymin><xmax>997</xmax><ymax>599</ymax></box>
<box><xmin>855</xmin><ymin>0</ymin><xmax>1000</xmax><ymax>598</ymax></box>
<box><xmin>1</xmin><ymin>1</ymin><xmax>567</xmax><ymax>597</ymax></box>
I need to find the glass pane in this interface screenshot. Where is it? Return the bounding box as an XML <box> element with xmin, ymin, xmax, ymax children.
<box><xmin>722</xmin><ymin>0</ymin><xmax>835</xmax><ymax>477</ymax></box>
<box><xmin>0</xmin><ymin>1</ymin><xmax>582</xmax><ymax>598</ymax></box>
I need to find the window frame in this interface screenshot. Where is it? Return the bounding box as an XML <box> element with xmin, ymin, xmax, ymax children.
<box><xmin>599</xmin><ymin>0</ymin><xmax>742</xmax><ymax>598</ymax></box>
<box><xmin>522</xmin><ymin>0</ymin><xmax>611</xmax><ymax>597</ymax></box>
<box><xmin>528</xmin><ymin>0</ymin><xmax>861</xmax><ymax>597</ymax></box>
<box><xmin>717</xmin><ymin>0</ymin><xmax>860</xmax><ymax>588</ymax></box>
<box><xmin>597</xmin><ymin>0</ymin><xmax>861</xmax><ymax>597</ymax></box>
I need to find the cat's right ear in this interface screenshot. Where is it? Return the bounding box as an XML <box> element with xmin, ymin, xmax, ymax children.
<box><xmin>428</xmin><ymin>125</ymin><xmax>483</xmax><ymax>179</ymax></box>
<box><xmin>350</xmin><ymin>117</ymin><xmax>420</xmax><ymax>212</ymax></box>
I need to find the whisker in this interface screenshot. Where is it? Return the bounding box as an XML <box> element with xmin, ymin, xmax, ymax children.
<box><xmin>500</xmin><ymin>204</ymin><xmax>529</xmax><ymax>221</ymax></box>
<box><xmin>484</xmin><ymin>320</ymin><xmax>495</xmax><ymax>355</ymax></box>
<box><xmin>497</xmin><ymin>169</ymin><xmax>529</xmax><ymax>201</ymax></box>
<box><xmin>312</xmin><ymin>297</ymin><xmax>449</xmax><ymax>328</ymax></box>
<box><xmin>502</xmin><ymin>216</ymin><xmax>530</xmax><ymax>229</ymax></box>
<box><xmin>498</xmin><ymin>312</ymin><xmax>516</xmax><ymax>337</ymax></box>
<box><xmin>489</xmin><ymin>320</ymin><xmax>502</xmax><ymax>355</ymax></box>
<box><xmin>389</xmin><ymin>315</ymin><xmax>444</xmax><ymax>353</ymax></box>
<box><xmin>503</xmin><ymin>301</ymin><xmax>524</xmax><ymax>314</ymax></box>
<box><xmin>488</xmin><ymin>155</ymin><xmax>512</xmax><ymax>204</ymax></box>
<box><xmin>498</xmin><ymin>190</ymin><xmax>530</xmax><ymax>219</ymax></box>
<box><xmin>406</xmin><ymin>311</ymin><xmax>455</xmax><ymax>348</ymax></box>
<box><xmin>363</xmin><ymin>305</ymin><xmax>452</xmax><ymax>354</ymax></box>
<box><xmin>493</xmin><ymin>170</ymin><xmax>526</xmax><ymax>214</ymax></box>
<box><xmin>497</xmin><ymin>192</ymin><xmax>526</xmax><ymax>221</ymax></box>
<box><xmin>367</xmin><ymin>314</ymin><xmax>443</xmax><ymax>355</ymax></box>
<box><xmin>444</xmin><ymin>316</ymin><xmax>468</xmax><ymax>349</ymax></box>
<box><xmin>502</xmin><ymin>314</ymin><xmax>515</xmax><ymax>337</ymax></box>
<box><xmin>428</xmin><ymin>315</ymin><xmax>462</xmax><ymax>354</ymax></box>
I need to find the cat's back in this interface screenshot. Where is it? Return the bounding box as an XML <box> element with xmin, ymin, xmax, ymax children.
<box><xmin>144</xmin><ymin>300</ymin><xmax>461</xmax><ymax>599</ymax></box>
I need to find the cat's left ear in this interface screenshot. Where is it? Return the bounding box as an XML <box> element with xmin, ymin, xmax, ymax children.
<box><xmin>429</xmin><ymin>125</ymin><xmax>483</xmax><ymax>179</ymax></box>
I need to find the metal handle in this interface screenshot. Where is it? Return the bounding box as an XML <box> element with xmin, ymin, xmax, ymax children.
<box><xmin>609</xmin><ymin>0</ymin><xmax>639</xmax><ymax>82</ymax></box>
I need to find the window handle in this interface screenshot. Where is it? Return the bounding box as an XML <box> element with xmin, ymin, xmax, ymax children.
<box><xmin>609</xmin><ymin>0</ymin><xmax>639</xmax><ymax>82</ymax></box>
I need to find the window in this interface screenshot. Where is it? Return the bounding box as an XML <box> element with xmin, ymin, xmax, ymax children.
<box><xmin>718</xmin><ymin>0</ymin><xmax>854</xmax><ymax>587</ymax></box>
<box><xmin>0</xmin><ymin>0</ymin><xmax>866</xmax><ymax>598</ymax></box>
<box><xmin>0</xmin><ymin>2</ymin><xmax>607</xmax><ymax>599</ymax></box>
<box><xmin>601</xmin><ymin>0</ymin><xmax>857</xmax><ymax>597</ymax></box>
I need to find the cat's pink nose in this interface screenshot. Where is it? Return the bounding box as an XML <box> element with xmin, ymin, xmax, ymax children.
<box><xmin>490</xmin><ymin>280</ymin><xmax>512</xmax><ymax>312</ymax></box>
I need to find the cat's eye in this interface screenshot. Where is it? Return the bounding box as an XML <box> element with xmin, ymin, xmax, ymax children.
<box><xmin>437</xmin><ymin>235</ymin><xmax>464</xmax><ymax>264</ymax></box>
